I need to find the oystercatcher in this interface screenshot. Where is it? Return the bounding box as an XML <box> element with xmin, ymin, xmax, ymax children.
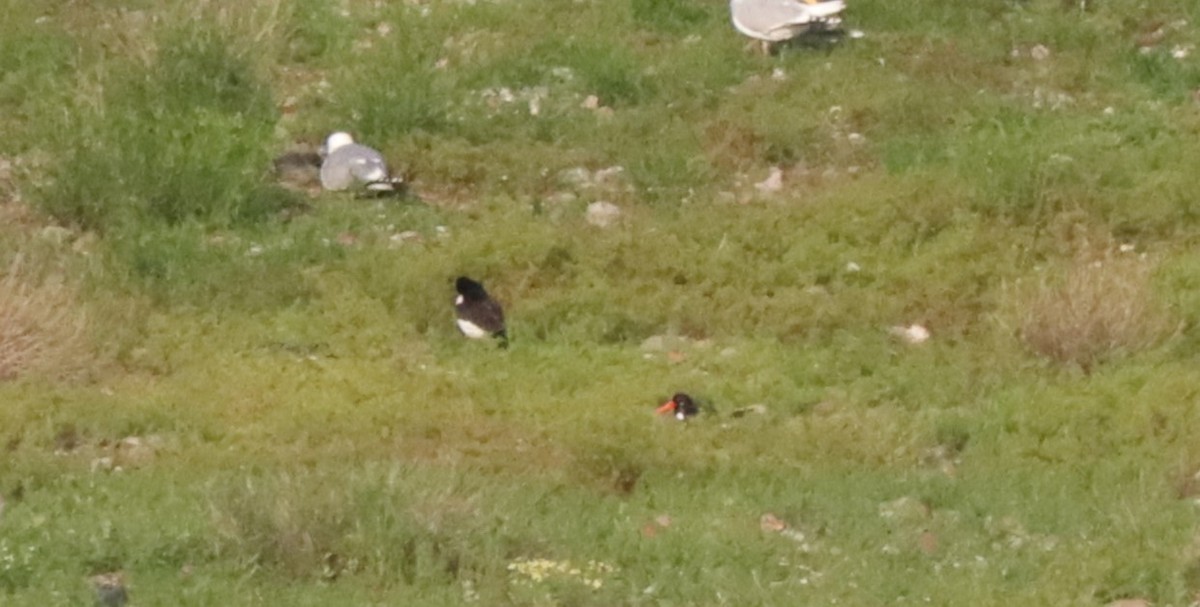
<box><xmin>656</xmin><ymin>393</ymin><xmax>701</xmax><ymax>421</ymax></box>
<box><xmin>454</xmin><ymin>276</ymin><xmax>508</xmax><ymax>347</ymax></box>
<box><xmin>319</xmin><ymin>131</ymin><xmax>405</xmax><ymax>194</ymax></box>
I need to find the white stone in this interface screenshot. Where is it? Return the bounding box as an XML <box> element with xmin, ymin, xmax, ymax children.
<box><xmin>592</xmin><ymin>166</ymin><xmax>625</xmax><ymax>184</ymax></box>
<box><xmin>890</xmin><ymin>324</ymin><xmax>931</xmax><ymax>344</ymax></box>
<box><xmin>754</xmin><ymin>167</ymin><xmax>784</xmax><ymax>194</ymax></box>
<box><xmin>586</xmin><ymin>201</ymin><xmax>622</xmax><ymax>228</ymax></box>
<box><xmin>559</xmin><ymin>167</ymin><xmax>592</xmax><ymax>188</ymax></box>
<box><xmin>39</xmin><ymin>226</ymin><xmax>73</xmax><ymax>244</ymax></box>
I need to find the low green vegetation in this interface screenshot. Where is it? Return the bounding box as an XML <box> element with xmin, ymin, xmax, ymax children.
<box><xmin>3</xmin><ymin>0</ymin><xmax>1200</xmax><ymax>604</ymax></box>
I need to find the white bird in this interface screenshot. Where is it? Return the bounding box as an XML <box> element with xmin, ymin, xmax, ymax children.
<box><xmin>319</xmin><ymin>132</ymin><xmax>404</xmax><ymax>193</ymax></box>
<box><xmin>730</xmin><ymin>0</ymin><xmax>846</xmax><ymax>49</ymax></box>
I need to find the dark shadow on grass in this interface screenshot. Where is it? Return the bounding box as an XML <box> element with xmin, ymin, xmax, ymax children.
<box><xmin>774</xmin><ymin>28</ymin><xmax>849</xmax><ymax>55</ymax></box>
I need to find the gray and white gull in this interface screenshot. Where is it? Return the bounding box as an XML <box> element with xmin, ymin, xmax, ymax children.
<box><xmin>730</xmin><ymin>0</ymin><xmax>846</xmax><ymax>48</ymax></box>
<box><xmin>319</xmin><ymin>132</ymin><xmax>404</xmax><ymax>193</ymax></box>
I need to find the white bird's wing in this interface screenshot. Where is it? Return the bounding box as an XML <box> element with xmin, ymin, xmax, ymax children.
<box><xmin>731</xmin><ymin>0</ymin><xmax>845</xmax><ymax>41</ymax></box>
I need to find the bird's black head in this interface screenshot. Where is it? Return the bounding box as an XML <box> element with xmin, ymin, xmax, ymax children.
<box><xmin>657</xmin><ymin>392</ymin><xmax>699</xmax><ymax>420</ymax></box>
<box><xmin>455</xmin><ymin>276</ymin><xmax>488</xmax><ymax>301</ymax></box>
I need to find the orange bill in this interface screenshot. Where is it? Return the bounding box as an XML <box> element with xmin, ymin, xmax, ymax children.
<box><xmin>656</xmin><ymin>400</ymin><xmax>676</xmax><ymax>415</ymax></box>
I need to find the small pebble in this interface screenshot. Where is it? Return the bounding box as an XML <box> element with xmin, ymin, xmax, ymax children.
<box><xmin>890</xmin><ymin>324</ymin><xmax>930</xmax><ymax>344</ymax></box>
<box><xmin>754</xmin><ymin>167</ymin><xmax>783</xmax><ymax>194</ymax></box>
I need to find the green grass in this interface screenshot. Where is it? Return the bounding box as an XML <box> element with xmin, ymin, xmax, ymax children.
<box><xmin>37</xmin><ymin>21</ymin><xmax>294</xmax><ymax>235</ymax></box>
<box><xmin>3</xmin><ymin>0</ymin><xmax>1200</xmax><ymax>604</ymax></box>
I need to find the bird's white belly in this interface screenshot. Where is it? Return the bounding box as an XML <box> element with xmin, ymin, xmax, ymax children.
<box><xmin>456</xmin><ymin>319</ymin><xmax>490</xmax><ymax>339</ymax></box>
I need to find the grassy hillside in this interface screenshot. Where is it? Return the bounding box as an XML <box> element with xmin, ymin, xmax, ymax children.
<box><xmin>3</xmin><ymin>0</ymin><xmax>1200</xmax><ymax>604</ymax></box>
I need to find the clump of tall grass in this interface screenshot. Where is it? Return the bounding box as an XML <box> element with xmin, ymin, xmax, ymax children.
<box><xmin>1013</xmin><ymin>244</ymin><xmax>1174</xmax><ymax>370</ymax></box>
<box><xmin>210</xmin><ymin>472</ymin><xmax>356</xmax><ymax>579</ymax></box>
<box><xmin>0</xmin><ymin>4</ymin><xmax>74</xmax><ymax>148</ymax></box>
<box><xmin>27</xmin><ymin>20</ymin><xmax>312</xmax><ymax>309</ymax></box>
<box><xmin>0</xmin><ymin>254</ymin><xmax>89</xmax><ymax>380</ymax></box>
<box><xmin>36</xmin><ymin>23</ymin><xmax>294</xmax><ymax>235</ymax></box>
<box><xmin>208</xmin><ymin>468</ymin><xmax>512</xmax><ymax>584</ymax></box>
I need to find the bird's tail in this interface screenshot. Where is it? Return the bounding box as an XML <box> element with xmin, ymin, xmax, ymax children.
<box><xmin>366</xmin><ymin>177</ymin><xmax>406</xmax><ymax>192</ymax></box>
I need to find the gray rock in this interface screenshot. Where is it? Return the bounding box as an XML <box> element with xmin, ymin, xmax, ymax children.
<box><xmin>89</xmin><ymin>572</ymin><xmax>127</xmax><ymax>607</ymax></box>
<box><xmin>558</xmin><ymin>167</ymin><xmax>592</xmax><ymax>188</ymax></box>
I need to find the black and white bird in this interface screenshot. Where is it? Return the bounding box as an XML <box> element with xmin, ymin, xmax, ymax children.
<box><xmin>656</xmin><ymin>392</ymin><xmax>701</xmax><ymax>421</ymax></box>
<box><xmin>319</xmin><ymin>131</ymin><xmax>405</xmax><ymax>194</ymax></box>
<box><xmin>454</xmin><ymin>276</ymin><xmax>508</xmax><ymax>347</ymax></box>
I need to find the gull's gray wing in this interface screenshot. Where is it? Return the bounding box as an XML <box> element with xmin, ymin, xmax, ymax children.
<box><xmin>320</xmin><ymin>143</ymin><xmax>391</xmax><ymax>191</ymax></box>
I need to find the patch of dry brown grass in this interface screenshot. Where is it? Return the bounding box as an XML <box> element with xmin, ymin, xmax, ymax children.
<box><xmin>0</xmin><ymin>255</ymin><xmax>89</xmax><ymax>381</ymax></box>
<box><xmin>1012</xmin><ymin>245</ymin><xmax>1175</xmax><ymax>371</ymax></box>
